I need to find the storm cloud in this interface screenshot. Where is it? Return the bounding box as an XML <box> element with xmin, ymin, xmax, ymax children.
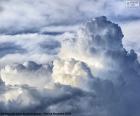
<box><xmin>0</xmin><ymin>16</ymin><xmax>139</xmax><ymax>116</ymax></box>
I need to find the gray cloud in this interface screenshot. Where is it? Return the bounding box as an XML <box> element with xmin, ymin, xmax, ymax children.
<box><xmin>0</xmin><ymin>42</ymin><xmax>26</xmax><ymax>57</ymax></box>
<box><xmin>39</xmin><ymin>40</ymin><xmax>61</xmax><ymax>55</ymax></box>
<box><xmin>0</xmin><ymin>0</ymin><xmax>139</xmax><ymax>34</ymax></box>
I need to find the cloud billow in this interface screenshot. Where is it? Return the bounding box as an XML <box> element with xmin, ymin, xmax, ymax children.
<box><xmin>0</xmin><ymin>16</ymin><xmax>140</xmax><ymax>116</ymax></box>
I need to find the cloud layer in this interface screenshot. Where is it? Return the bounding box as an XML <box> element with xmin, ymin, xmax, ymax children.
<box><xmin>0</xmin><ymin>0</ymin><xmax>140</xmax><ymax>34</ymax></box>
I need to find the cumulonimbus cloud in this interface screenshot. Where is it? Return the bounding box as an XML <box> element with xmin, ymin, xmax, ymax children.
<box><xmin>0</xmin><ymin>16</ymin><xmax>140</xmax><ymax>116</ymax></box>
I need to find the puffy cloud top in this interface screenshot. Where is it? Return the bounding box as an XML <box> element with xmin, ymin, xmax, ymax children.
<box><xmin>1</xmin><ymin>61</ymin><xmax>52</xmax><ymax>88</ymax></box>
<box><xmin>52</xmin><ymin>58</ymin><xmax>93</xmax><ymax>91</ymax></box>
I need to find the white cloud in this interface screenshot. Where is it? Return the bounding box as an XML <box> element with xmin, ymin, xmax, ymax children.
<box><xmin>0</xmin><ymin>16</ymin><xmax>139</xmax><ymax>116</ymax></box>
<box><xmin>1</xmin><ymin>61</ymin><xmax>52</xmax><ymax>88</ymax></box>
<box><xmin>0</xmin><ymin>0</ymin><xmax>140</xmax><ymax>115</ymax></box>
<box><xmin>52</xmin><ymin>58</ymin><xmax>93</xmax><ymax>91</ymax></box>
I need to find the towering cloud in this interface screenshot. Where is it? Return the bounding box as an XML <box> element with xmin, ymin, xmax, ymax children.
<box><xmin>0</xmin><ymin>16</ymin><xmax>140</xmax><ymax>116</ymax></box>
<box><xmin>0</xmin><ymin>0</ymin><xmax>140</xmax><ymax>34</ymax></box>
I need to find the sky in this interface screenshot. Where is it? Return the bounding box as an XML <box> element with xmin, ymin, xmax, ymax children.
<box><xmin>0</xmin><ymin>0</ymin><xmax>140</xmax><ymax>116</ymax></box>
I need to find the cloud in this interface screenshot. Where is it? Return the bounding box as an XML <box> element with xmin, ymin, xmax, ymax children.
<box><xmin>121</xmin><ymin>20</ymin><xmax>140</xmax><ymax>61</ymax></box>
<box><xmin>1</xmin><ymin>61</ymin><xmax>52</xmax><ymax>88</ymax></box>
<box><xmin>0</xmin><ymin>42</ymin><xmax>26</xmax><ymax>58</ymax></box>
<box><xmin>39</xmin><ymin>39</ymin><xmax>61</xmax><ymax>55</ymax></box>
<box><xmin>0</xmin><ymin>0</ymin><xmax>140</xmax><ymax>34</ymax></box>
<box><xmin>0</xmin><ymin>0</ymin><xmax>140</xmax><ymax>115</ymax></box>
<box><xmin>0</xmin><ymin>16</ymin><xmax>140</xmax><ymax>116</ymax></box>
<box><xmin>52</xmin><ymin>58</ymin><xmax>93</xmax><ymax>91</ymax></box>
<box><xmin>0</xmin><ymin>34</ymin><xmax>61</xmax><ymax>67</ymax></box>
